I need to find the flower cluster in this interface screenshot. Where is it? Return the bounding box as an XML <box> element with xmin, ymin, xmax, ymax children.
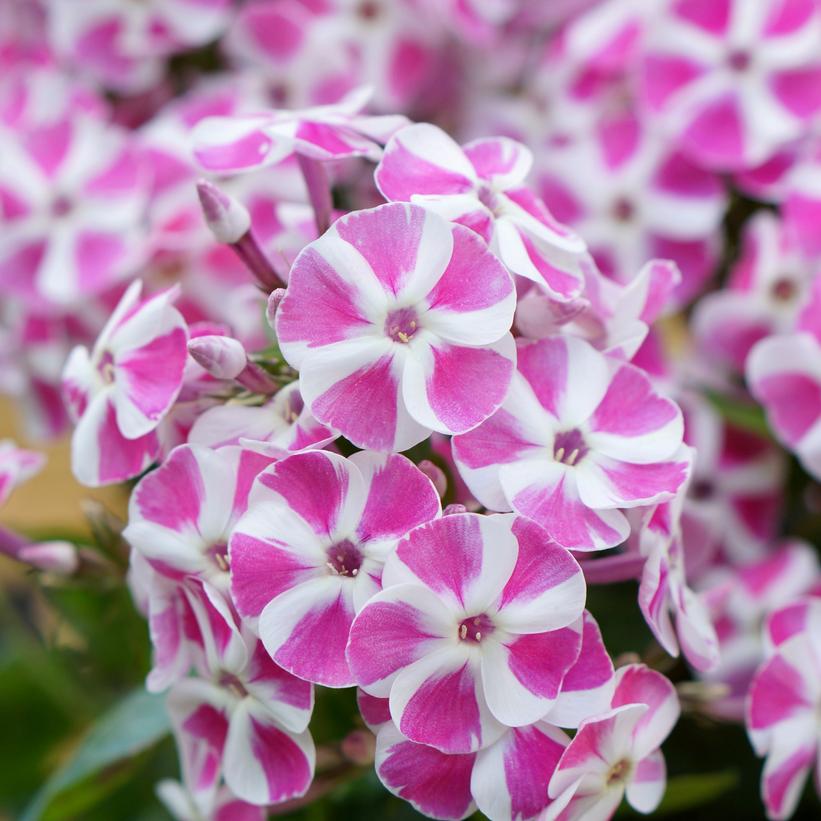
<box><xmin>2</xmin><ymin>1</ymin><xmax>821</xmax><ymax>820</ymax></box>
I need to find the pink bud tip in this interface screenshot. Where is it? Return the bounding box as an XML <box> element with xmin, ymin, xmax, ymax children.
<box><xmin>196</xmin><ymin>179</ymin><xmax>251</xmax><ymax>244</ymax></box>
<box><xmin>341</xmin><ymin>730</ymin><xmax>375</xmax><ymax>766</ymax></box>
<box><xmin>266</xmin><ymin>288</ymin><xmax>287</xmax><ymax>327</ymax></box>
<box><xmin>19</xmin><ymin>541</ymin><xmax>79</xmax><ymax>575</ymax></box>
<box><xmin>418</xmin><ymin>460</ymin><xmax>447</xmax><ymax>498</ymax></box>
<box><xmin>188</xmin><ymin>335</ymin><xmax>247</xmax><ymax>379</ymax></box>
<box><xmin>443</xmin><ymin>503</ymin><xmax>468</xmax><ymax>516</ymax></box>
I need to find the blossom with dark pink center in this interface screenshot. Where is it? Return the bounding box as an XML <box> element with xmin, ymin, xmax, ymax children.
<box><xmin>747</xmin><ymin>597</ymin><xmax>821</xmax><ymax>820</ymax></box>
<box><xmin>547</xmin><ymin>664</ymin><xmax>680</xmax><ymax>821</ymax></box>
<box><xmin>639</xmin><ymin>0</ymin><xmax>821</xmax><ymax>170</ymax></box>
<box><xmin>229</xmin><ymin>449</ymin><xmax>441</xmax><ymax>687</ymax></box>
<box><xmin>452</xmin><ymin>335</ymin><xmax>689</xmax><ymax>551</ymax></box>
<box><xmin>62</xmin><ymin>280</ymin><xmax>188</xmax><ymax>486</ymax></box>
<box><xmin>375</xmin><ymin>123</ymin><xmax>591</xmax><ymax>302</ymax></box>
<box><xmin>347</xmin><ymin>513</ymin><xmax>586</xmax><ymax>752</ymax></box>
<box><xmin>275</xmin><ymin>202</ymin><xmax>517</xmax><ymax>451</ymax></box>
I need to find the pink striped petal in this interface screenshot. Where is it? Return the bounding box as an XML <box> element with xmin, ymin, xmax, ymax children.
<box><xmin>760</xmin><ymin>741</ymin><xmax>816</xmax><ymax>821</ymax></box>
<box><xmin>625</xmin><ymin>750</ymin><xmax>666</xmax><ymax>814</ymax></box>
<box><xmin>463</xmin><ymin>137</ymin><xmax>533</xmax><ymax>188</ymax></box>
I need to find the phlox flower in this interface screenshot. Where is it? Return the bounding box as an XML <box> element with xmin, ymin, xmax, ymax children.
<box><xmin>784</xmin><ymin>136</ymin><xmax>821</xmax><ymax>259</ymax></box>
<box><xmin>275</xmin><ymin>202</ymin><xmax>516</xmax><ymax>451</ymax></box>
<box><xmin>0</xmin><ymin>112</ymin><xmax>147</xmax><ymax>307</ymax></box>
<box><xmin>45</xmin><ymin>0</ymin><xmax>233</xmax><ymax>92</ymax></box>
<box><xmin>747</xmin><ymin>597</ymin><xmax>821</xmax><ymax>820</ymax></box>
<box><xmin>0</xmin><ymin>439</ymin><xmax>44</xmax><ymax>507</ymax></box>
<box><xmin>693</xmin><ymin>212</ymin><xmax>817</xmax><ymax>373</ymax></box>
<box><xmin>452</xmin><ymin>335</ymin><xmax>689</xmax><ymax>551</ymax></box>
<box><xmin>547</xmin><ymin>664</ymin><xmax>680</xmax><ymax>821</ymax></box>
<box><xmin>229</xmin><ymin>449</ymin><xmax>441</xmax><ymax>687</ymax></box>
<box><xmin>375</xmin><ymin>123</ymin><xmax>590</xmax><ymax>302</ymax></box>
<box><xmin>167</xmin><ymin>603</ymin><xmax>315</xmax><ymax>808</ymax></box>
<box><xmin>370</xmin><ymin>614</ymin><xmax>617</xmax><ymax>821</ymax></box>
<box><xmin>191</xmin><ymin>87</ymin><xmax>407</xmax><ymax>173</ymax></box>
<box><xmin>62</xmin><ymin>280</ymin><xmax>188</xmax><ymax>486</ymax></box>
<box><xmin>157</xmin><ymin>779</ymin><xmax>264</xmax><ymax>821</ymax></box>
<box><xmin>347</xmin><ymin>513</ymin><xmax>586</xmax><ymax>753</ymax></box>
<box><xmin>639</xmin><ymin>0</ymin><xmax>821</xmax><ymax>170</ymax></box>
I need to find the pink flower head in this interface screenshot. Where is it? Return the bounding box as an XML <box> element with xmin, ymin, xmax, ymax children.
<box><xmin>784</xmin><ymin>137</ymin><xmax>821</xmax><ymax>259</ymax></box>
<box><xmin>46</xmin><ymin>0</ymin><xmax>233</xmax><ymax>92</ymax></box>
<box><xmin>375</xmin><ymin>123</ymin><xmax>590</xmax><ymax>302</ymax></box>
<box><xmin>275</xmin><ymin>202</ymin><xmax>517</xmax><ymax>451</ymax></box>
<box><xmin>747</xmin><ymin>597</ymin><xmax>821</xmax><ymax>820</ymax></box>
<box><xmin>62</xmin><ymin>280</ymin><xmax>188</xmax><ymax>486</ymax></box>
<box><xmin>547</xmin><ymin>664</ymin><xmax>680</xmax><ymax>821</ymax></box>
<box><xmin>635</xmin><ymin>473</ymin><xmax>721</xmax><ymax>672</ymax></box>
<box><xmin>0</xmin><ymin>112</ymin><xmax>147</xmax><ymax>307</ymax></box>
<box><xmin>188</xmin><ymin>381</ymin><xmax>337</xmax><ymax>454</ymax></box>
<box><xmin>0</xmin><ymin>440</ymin><xmax>44</xmax><ymax>507</ymax></box>
<box><xmin>229</xmin><ymin>449</ymin><xmax>442</xmax><ymax>687</ymax></box>
<box><xmin>452</xmin><ymin>335</ymin><xmax>689</xmax><ymax>551</ymax></box>
<box><xmin>124</xmin><ymin>444</ymin><xmax>275</xmax><ymax>595</ymax></box>
<box><xmin>168</xmin><ymin>612</ymin><xmax>315</xmax><ymax>808</ymax></box>
<box><xmin>693</xmin><ymin>212</ymin><xmax>817</xmax><ymax>373</ymax></box>
<box><xmin>747</xmin><ymin>330</ymin><xmax>821</xmax><ymax>481</ymax></box>
<box><xmin>192</xmin><ymin>87</ymin><xmax>408</xmax><ymax>173</ymax></box>
<box><xmin>537</xmin><ymin>108</ymin><xmax>726</xmax><ymax>305</ymax></box>
<box><xmin>639</xmin><ymin>0</ymin><xmax>821</xmax><ymax>170</ymax></box>
<box><xmin>347</xmin><ymin>513</ymin><xmax>586</xmax><ymax>753</ymax></box>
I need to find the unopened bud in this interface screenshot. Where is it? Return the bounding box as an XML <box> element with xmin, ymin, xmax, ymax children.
<box><xmin>341</xmin><ymin>730</ymin><xmax>375</xmax><ymax>766</ymax></box>
<box><xmin>196</xmin><ymin>179</ymin><xmax>251</xmax><ymax>244</ymax></box>
<box><xmin>418</xmin><ymin>460</ymin><xmax>447</xmax><ymax>498</ymax></box>
<box><xmin>266</xmin><ymin>288</ymin><xmax>287</xmax><ymax>326</ymax></box>
<box><xmin>443</xmin><ymin>503</ymin><xmax>468</xmax><ymax>516</ymax></box>
<box><xmin>188</xmin><ymin>335</ymin><xmax>247</xmax><ymax>380</ymax></box>
<box><xmin>19</xmin><ymin>541</ymin><xmax>79</xmax><ymax>575</ymax></box>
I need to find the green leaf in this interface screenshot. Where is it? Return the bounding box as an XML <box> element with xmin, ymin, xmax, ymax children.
<box><xmin>620</xmin><ymin>770</ymin><xmax>739</xmax><ymax>816</ymax></box>
<box><xmin>704</xmin><ymin>390</ymin><xmax>771</xmax><ymax>439</ymax></box>
<box><xmin>22</xmin><ymin>688</ymin><xmax>170</xmax><ymax>821</ymax></box>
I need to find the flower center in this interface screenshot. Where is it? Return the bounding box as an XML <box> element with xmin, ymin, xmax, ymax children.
<box><xmin>458</xmin><ymin>613</ymin><xmax>494</xmax><ymax>643</ymax></box>
<box><xmin>478</xmin><ymin>184</ymin><xmax>504</xmax><ymax>216</ymax></box>
<box><xmin>52</xmin><ymin>195</ymin><xmax>73</xmax><ymax>217</ymax></box>
<box><xmin>208</xmin><ymin>542</ymin><xmax>230</xmax><ymax>572</ymax></box>
<box><xmin>97</xmin><ymin>350</ymin><xmax>115</xmax><ymax>384</ymax></box>
<box><xmin>689</xmin><ymin>479</ymin><xmax>714</xmax><ymax>501</ymax></box>
<box><xmin>770</xmin><ymin>277</ymin><xmax>797</xmax><ymax>303</ymax></box>
<box><xmin>326</xmin><ymin>539</ymin><xmax>363</xmax><ymax>577</ymax></box>
<box><xmin>606</xmin><ymin>757</ymin><xmax>633</xmax><ymax>786</ymax></box>
<box><xmin>611</xmin><ymin>196</ymin><xmax>635</xmax><ymax>223</ymax></box>
<box><xmin>553</xmin><ymin>429</ymin><xmax>588</xmax><ymax>466</ymax></box>
<box><xmin>385</xmin><ymin>307</ymin><xmax>419</xmax><ymax>344</ymax></box>
<box><xmin>219</xmin><ymin>672</ymin><xmax>247</xmax><ymax>698</ymax></box>
<box><xmin>727</xmin><ymin>49</ymin><xmax>751</xmax><ymax>72</ymax></box>
<box><xmin>357</xmin><ymin>0</ymin><xmax>382</xmax><ymax>20</ymax></box>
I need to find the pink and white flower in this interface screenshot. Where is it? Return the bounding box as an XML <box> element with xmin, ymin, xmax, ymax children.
<box><xmin>547</xmin><ymin>664</ymin><xmax>680</xmax><ymax>821</ymax></box>
<box><xmin>229</xmin><ymin>449</ymin><xmax>441</xmax><ymax>687</ymax></box>
<box><xmin>275</xmin><ymin>202</ymin><xmax>516</xmax><ymax>451</ymax></box>
<box><xmin>192</xmin><ymin>87</ymin><xmax>407</xmax><ymax>173</ymax></box>
<box><xmin>156</xmin><ymin>779</ymin><xmax>264</xmax><ymax>821</ymax></box>
<box><xmin>0</xmin><ymin>439</ymin><xmax>44</xmax><ymax>507</ymax></box>
<box><xmin>62</xmin><ymin>280</ymin><xmax>188</xmax><ymax>486</ymax></box>
<box><xmin>747</xmin><ymin>597</ymin><xmax>821</xmax><ymax>820</ymax></box>
<box><xmin>347</xmin><ymin>513</ymin><xmax>586</xmax><ymax>752</ymax></box>
<box><xmin>639</xmin><ymin>0</ymin><xmax>821</xmax><ymax>170</ymax></box>
<box><xmin>375</xmin><ymin>123</ymin><xmax>590</xmax><ymax>302</ymax></box>
<box><xmin>168</xmin><ymin>622</ymin><xmax>315</xmax><ymax>807</ymax></box>
<box><xmin>0</xmin><ymin>112</ymin><xmax>147</xmax><ymax>306</ymax></box>
<box><xmin>452</xmin><ymin>335</ymin><xmax>689</xmax><ymax>551</ymax></box>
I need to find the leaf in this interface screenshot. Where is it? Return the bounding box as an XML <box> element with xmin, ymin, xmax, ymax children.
<box><xmin>22</xmin><ymin>688</ymin><xmax>170</xmax><ymax>821</ymax></box>
<box><xmin>620</xmin><ymin>770</ymin><xmax>739</xmax><ymax>816</ymax></box>
<box><xmin>704</xmin><ymin>390</ymin><xmax>771</xmax><ymax>439</ymax></box>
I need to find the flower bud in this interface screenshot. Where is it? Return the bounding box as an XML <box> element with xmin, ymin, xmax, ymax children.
<box><xmin>18</xmin><ymin>541</ymin><xmax>79</xmax><ymax>575</ymax></box>
<box><xmin>196</xmin><ymin>179</ymin><xmax>251</xmax><ymax>244</ymax></box>
<box><xmin>188</xmin><ymin>335</ymin><xmax>247</xmax><ymax>379</ymax></box>
<box><xmin>417</xmin><ymin>460</ymin><xmax>447</xmax><ymax>498</ymax></box>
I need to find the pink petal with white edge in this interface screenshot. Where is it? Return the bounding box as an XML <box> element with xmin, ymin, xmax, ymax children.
<box><xmin>472</xmin><ymin>722</ymin><xmax>568</xmax><ymax>821</ymax></box>
<box><xmin>375</xmin><ymin>722</ymin><xmax>476</xmax><ymax>821</ymax></box>
<box><xmin>222</xmin><ymin>699</ymin><xmax>315</xmax><ymax>806</ymax></box>
<box><xmin>611</xmin><ymin>665</ymin><xmax>680</xmax><ymax>760</ymax></box>
<box><xmin>357</xmin><ymin>690</ymin><xmax>392</xmax><ymax>732</ymax></box>
<box><xmin>463</xmin><ymin>137</ymin><xmax>533</xmax><ymax>189</ymax></box>
<box><xmin>549</xmin><ymin>612</ymin><xmax>615</xmax><ymax>729</ymax></box>
<box><xmin>390</xmin><ymin>646</ymin><xmax>505</xmax><ymax>754</ymax></box>
<box><xmin>760</xmin><ymin>738</ymin><xmax>816</xmax><ymax>821</ymax></box>
<box><xmin>494</xmin><ymin>517</ymin><xmax>586</xmax><ymax>633</ymax></box>
<box><xmin>375</xmin><ymin>123</ymin><xmax>477</xmax><ymax>202</ymax></box>
<box><xmin>382</xmin><ymin>513</ymin><xmax>518</xmax><ymax>613</ymax></box>
<box><xmin>625</xmin><ymin>749</ymin><xmax>666</xmax><ymax>814</ymax></box>
<box><xmin>347</xmin><ymin>583</ymin><xmax>456</xmax><ymax>697</ymax></box>
<box><xmin>402</xmin><ymin>335</ymin><xmax>516</xmax><ymax>436</ymax></box>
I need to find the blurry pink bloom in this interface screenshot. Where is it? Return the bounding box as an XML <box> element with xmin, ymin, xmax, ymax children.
<box><xmin>784</xmin><ymin>136</ymin><xmax>821</xmax><ymax>259</ymax></box>
<box><xmin>747</xmin><ymin>597</ymin><xmax>821</xmax><ymax>820</ymax></box>
<box><xmin>693</xmin><ymin>213</ymin><xmax>817</xmax><ymax>373</ymax></box>
<box><xmin>192</xmin><ymin>87</ymin><xmax>407</xmax><ymax>173</ymax></box>
<box><xmin>639</xmin><ymin>0</ymin><xmax>821</xmax><ymax>170</ymax></box>
<box><xmin>276</xmin><ymin>203</ymin><xmax>516</xmax><ymax>451</ymax></box>
<box><xmin>376</xmin><ymin>123</ymin><xmax>590</xmax><ymax>302</ymax></box>
<box><xmin>62</xmin><ymin>281</ymin><xmax>188</xmax><ymax>486</ymax></box>
<box><xmin>46</xmin><ymin>0</ymin><xmax>233</xmax><ymax>92</ymax></box>
<box><xmin>0</xmin><ymin>439</ymin><xmax>44</xmax><ymax>506</ymax></box>
<box><xmin>547</xmin><ymin>664</ymin><xmax>680</xmax><ymax>821</ymax></box>
<box><xmin>348</xmin><ymin>514</ymin><xmax>586</xmax><ymax>751</ymax></box>
<box><xmin>453</xmin><ymin>336</ymin><xmax>688</xmax><ymax>551</ymax></box>
<box><xmin>157</xmin><ymin>779</ymin><xmax>264</xmax><ymax>821</ymax></box>
<box><xmin>0</xmin><ymin>113</ymin><xmax>147</xmax><ymax>306</ymax></box>
<box><xmin>229</xmin><ymin>450</ymin><xmax>441</xmax><ymax>687</ymax></box>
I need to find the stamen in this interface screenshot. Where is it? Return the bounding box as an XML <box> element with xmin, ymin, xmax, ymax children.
<box><xmin>460</xmin><ymin>624</ymin><xmax>468</xmax><ymax>640</ymax></box>
<box><xmin>555</xmin><ymin>447</ymin><xmax>565</xmax><ymax>463</ymax></box>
